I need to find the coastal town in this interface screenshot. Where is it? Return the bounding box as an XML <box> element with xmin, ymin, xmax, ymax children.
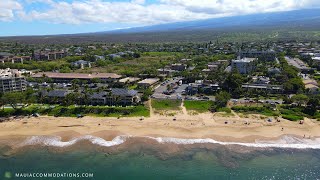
<box><xmin>0</xmin><ymin>41</ymin><xmax>319</xmax><ymax>123</ymax></box>
<box><xmin>2</xmin><ymin>0</ymin><xmax>320</xmax><ymax>178</ymax></box>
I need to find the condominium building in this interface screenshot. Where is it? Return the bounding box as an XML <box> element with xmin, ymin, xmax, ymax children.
<box><xmin>239</xmin><ymin>50</ymin><xmax>276</xmax><ymax>61</ymax></box>
<box><xmin>231</xmin><ymin>58</ymin><xmax>256</xmax><ymax>74</ymax></box>
<box><xmin>0</xmin><ymin>77</ymin><xmax>27</xmax><ymax>93</ymax></box>
<box><xmin>32</xmin><ymin>72</ymin><xmax>122</xmax><ymax>83</ymax></box>
<box><xmin>90</xmin><ymin>88</ymin><xmax>140</xmax><ymax>106</ymax></box>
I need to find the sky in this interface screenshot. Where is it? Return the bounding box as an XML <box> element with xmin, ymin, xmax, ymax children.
<box><xmin>0</xmin><ymin>0</ymin><xmax>320</xmax><ymax>36</ymax></box>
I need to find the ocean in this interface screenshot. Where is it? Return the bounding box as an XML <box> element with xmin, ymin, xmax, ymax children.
<box><xmin>0</xmin><ymin>135</ymin><xmax>320</xmax><ymax>179</ymax></box>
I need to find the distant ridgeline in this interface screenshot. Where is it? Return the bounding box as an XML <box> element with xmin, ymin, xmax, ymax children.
<box><xmin>1</xmin><ymin>9</ymin><xmax>320</xmax><ymax>44</ymax></box>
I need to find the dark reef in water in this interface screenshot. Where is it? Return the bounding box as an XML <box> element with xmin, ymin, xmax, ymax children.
<box><xmin>0</xmin><ymin>137</ymin><xmax>320</xmax><ymax>179</ymax></box>
<box><xmin>2</xmin><ymin>136</ymin><xmax>315</xmax><ymax>168</ymax></box>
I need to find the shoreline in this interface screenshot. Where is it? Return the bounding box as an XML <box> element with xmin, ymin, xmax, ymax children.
<box><xmin>0</xmin><ymin>112</ymin><xmax>319</xmax><ymax>147</ymax></box>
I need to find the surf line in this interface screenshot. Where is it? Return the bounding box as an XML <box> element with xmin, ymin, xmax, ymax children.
<box><xmin>19</xmin><ymin>135</ymin><xmax>320</xmax><ymax>150</ymax></box>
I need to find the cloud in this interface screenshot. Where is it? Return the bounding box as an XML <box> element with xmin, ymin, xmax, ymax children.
<box><xmin>160</xmin><ymin>0</ymin><xmax>316</xmax><ymax>15</ymax></box>
<box><xmin>0</xmin><ymin>0</ymin><xmax>23</xmax><ymax>21</ymax></box>
<box><xmin>18</xmin><ymin>0</ymin><xmax>215</xmax><ymax>25</ymax></box>
<box><xmin>14</xmin><ymin>0</ymin><xmax>320</xmax><ymax>25</ymax></box>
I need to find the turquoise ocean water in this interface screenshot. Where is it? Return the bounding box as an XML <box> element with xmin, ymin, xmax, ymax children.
<box><xmin>0</xmin><ymin>140</ymin><xmax>320</xmax><ymax>180</ymax></box>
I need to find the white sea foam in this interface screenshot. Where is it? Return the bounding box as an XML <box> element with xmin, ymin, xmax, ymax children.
<box><xmin>147</xmin><ymin>136</ymin><xmax>320</xmax><ymax>149</ymax></box>
<box><xmin>20</xmin><ymin>135</ymin><xmax>320</xmax><ymax>149</ymax></box>
<box><xmin>21</xmin><ymin>135</ymin><xmax>128</xmax><ymax>147</ymax></box>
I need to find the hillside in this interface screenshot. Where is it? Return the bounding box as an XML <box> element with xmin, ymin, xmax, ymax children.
<box><xmin>1</xmin><ymin>9</ymin><xmax>320</xmax><ymax>44</ymax></box>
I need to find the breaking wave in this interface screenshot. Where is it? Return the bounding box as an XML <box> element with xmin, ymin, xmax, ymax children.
<box><xmin>21</xmin><ymin>135</ymin><xmax>128</xmax><ymax>147</ymax></box>
<box><xmin>20</xmin><ymin>135</ymin><xmax>320</xmax><ymax>149</ymax></box>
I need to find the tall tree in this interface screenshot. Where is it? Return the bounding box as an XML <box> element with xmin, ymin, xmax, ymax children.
<box><xmin>1</xmin><ymin>92</ymin><xmax>26</xmax><ymax>110</ymax></box>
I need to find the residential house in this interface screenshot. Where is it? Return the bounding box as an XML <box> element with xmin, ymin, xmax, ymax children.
<box><xmin>171</xmin><ymin>63</ymin><xmax>187</xmax><ymax>71</ymax></box>
<box><xmin>71</xmin><ymin>60</ymin><xmax>91</xmax><ymax>69</ymax></box>
<box><xmin>157</xmin><ymin>68</ymin><xmax>177</xmax><ymax>77</ymax></box>
<box><xmin>94</xmin><ymin>55</ymin><xmax>105</xmax><ymax>61</ymax></box>
<box><xmin>252</xmin><ymin>76</ymin><xmax>270</xmax><ymax>84</ymax></box>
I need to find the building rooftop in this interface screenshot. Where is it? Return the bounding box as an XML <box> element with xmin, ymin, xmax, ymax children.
<box><xmin>305</xmin><ymin>84</ymin><xmax>319</xmax><ymax>89</ymax></box>
<box><xmin>232</xmin><ymin>58</ymin><xmax>256</xmax><ymax>63</ymax></box>
<box><xmin>90</xmin><ymin>92</ymin><xmax>108</xmax><ymax>99</ymax></box>
<box><xmin>111</xmin><ymin>88</ymin><xmax>138</xmax><ymax>96</ymax></box>
<box><xmin>119</xmin><ymin>77</ymin><xmax>141</xmax><ymax>83</ymax></box>
<box><xmin>138</xmin><ymin>78</ymin><xmax>160</xmax><ymax>85</ymax></box>
<box><xmin>45</xmin><ymin>90</ymin><xmax>70</xmax><ymax>97</ymax></box>
<box><xmin>32</xmin><ymin>72</ymin><xmax>122</xmax><ymax>79</ymax></box>
<box><xmin>242</xmin><ymin>84</ymin><xmax>283</xmax><ymax>90</ymax></box>
<box><xmin>303</xmin><ymin>79</ymin><xmax>318</xmax><ymax>86</ymax></box>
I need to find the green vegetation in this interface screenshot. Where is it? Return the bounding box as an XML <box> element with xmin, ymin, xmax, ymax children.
<box><xmin>79</xmin><ymin>53</ymin><xmax>181</xmax><ymax>77</ymax></box>
<box><xmin>291</xmin><ymin>94</ymin><xmax>309</xmax><ymax>106</ymax></box>
<box><xmin>210</xmin><ymin>91</ymin><xmax>231</xmax><ymax>112</ymax></box>
<box><xmin>0</xmin><ymin>60</ymin><xmax>70</xmax><ymax>72</ymax></box>
<box><xmin>231</xmin><ymin>106</ymin><xmax>279</xmax><ymax>117</ymax></box>
<box><xmin>142</xmin><ymin>52</ymin><xmax>183</xmax><ymax>57</ymax></box>
<box><xmin>281</xmin><ymin>114</ymin><xmax>304</xmax><ymax>121</ymax></box>
<box><xmin>151</xmin><ymin>99</ymin><xmax>181</xmax><ymax>110</ymax></box>
<box><xmin>0</xmin><ymin>105</ymin><xmax>149</xmax><ymax>118</ymax></box>
<box><xmin>278</xmin><ymin>55</ymin><xmax>305</xmax><ymax>94</ymax></box>
<box><xmin>217</xmin><ymin>107</ymin><xmax>232</xmax><ymax>113</ymax></box>
<box><xmin>184</xmin><ymin>100</ymin><xmax>213</xmax><ymax>113</ymax></box>
<box><xmin>279</xmin><ymin>108</ymin><xmax>305</xmax><ymax>121</ymax></box>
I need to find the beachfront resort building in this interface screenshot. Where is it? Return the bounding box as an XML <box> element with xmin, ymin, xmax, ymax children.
<box><xmin>90</xmin><ymin>88</ymin><xmax>140</xmax><ymax>106</ymax></box>
<box><xmin>32</xmin><ymin>72</ymin><xmax>122</xmax><ymax>83</ymax></box>
<box><xmin>0</xmin><ymin>69</ymin><xmax>27</xmax><ymax>93</ymax></box>
<box><xmin>0</xmin><ymin>77</ymin><xmax>27</xmax><ymax>93</ymax></box>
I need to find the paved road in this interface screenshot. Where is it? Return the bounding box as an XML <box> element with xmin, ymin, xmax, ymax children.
<box><xmin>285</xmin><ymin>56</ymin><xmax>310</xmax><ymax>70</ymax></box>
<box><xmin>230</xmin><ymin>98</ymin><xmax>283</xmax><ymax>105</ymax></box>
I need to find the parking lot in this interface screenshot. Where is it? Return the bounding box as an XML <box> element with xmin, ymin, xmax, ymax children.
<box><xmin>152</xmin><ymin>78</ymin><xmax>187</xmax><ymax>100</ymax></box>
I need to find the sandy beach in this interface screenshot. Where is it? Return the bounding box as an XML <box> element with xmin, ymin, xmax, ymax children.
<box><xmin>0</xmin><ymin>111</ymin><xmax>319</xmax><ymax>145</ymax></box>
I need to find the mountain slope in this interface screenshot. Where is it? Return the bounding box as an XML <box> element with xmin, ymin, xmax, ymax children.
<box><xmin>1</xmin><ymin>9</ymin><xmax>320</xmax><ymax>44</ymax></box>
<box><xmin>108</xmin><ymin>9</ymin><xmax>320</xmax><ymax>33</ymax></box>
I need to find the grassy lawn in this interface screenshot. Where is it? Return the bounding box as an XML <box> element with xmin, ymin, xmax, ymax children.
<box><xmin>0</xmin><ymin>105</ymin><xmax>150</xmax><ymax>118</ymax></box>
<box><xmin>184</xmin><ymin>100</ymin><xmax>213</xmax><ymax>113</ymax></box>
<box><xmin>151</xmin><ymin>99</ymin><xmax>181</xmax><ymax>110</ymax></box>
